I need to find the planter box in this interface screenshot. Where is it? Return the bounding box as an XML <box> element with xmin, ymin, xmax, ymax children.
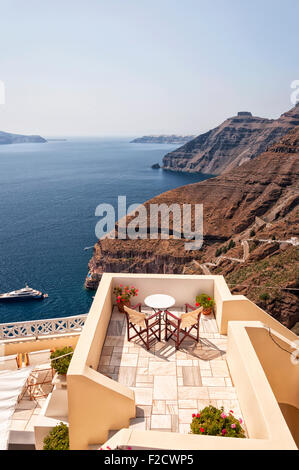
<box><xmin>52</xmin><ymin>373</ymin><xmax>67</xmax><ymax>389</ymax></box>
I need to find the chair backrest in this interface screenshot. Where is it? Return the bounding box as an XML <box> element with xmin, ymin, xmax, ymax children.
<box><xmin>16</xmin><ymin>353</ymin><xmax>22</xmax><ymax>369</ymax></box>
<box><xmin>180</xmin><ymin>306</ymin><xmax>203</xmax><ymax>329</ymax></box>
<box><xmin>23</xmin><ymin>352</ymin><xmax>30</xmax><ymax>367</ymax></box>
<box><xmin>124</xmin><ymin>306</ymin><xmax>146</xmax><ymax>328</ymax></box>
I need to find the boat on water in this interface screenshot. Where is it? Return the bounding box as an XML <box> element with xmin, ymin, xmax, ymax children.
<box><xmin>0</xmin><ymin>285</ymin><xmax>48</xmax><ymax>302</ymax></box>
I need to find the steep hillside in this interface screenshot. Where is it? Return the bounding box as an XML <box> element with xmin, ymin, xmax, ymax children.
<box><xmin>86</xmin><ymin>127</ymin><xmax>299</xmax><ymax>329</ymax></box>
<box><xmin>162</xmin><ymin>103</ymin><xmax>299</xmax><ymax>174</ymax></box>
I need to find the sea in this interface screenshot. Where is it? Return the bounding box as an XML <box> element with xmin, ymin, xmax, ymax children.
<box><xmin>0</xmin><ymin>137</ymin><xmax>211</xmax><ymax>323</ymax></box>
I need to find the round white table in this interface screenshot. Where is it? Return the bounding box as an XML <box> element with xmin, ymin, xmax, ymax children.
<box><xmin>144</xmin><ymin>294</ymin><xmax>175</xmax><ymax>312</ymax></box>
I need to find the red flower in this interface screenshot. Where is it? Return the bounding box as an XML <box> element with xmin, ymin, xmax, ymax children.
<box><xmin>222</xmin><ymin>428</ymin><xmax>227</xmax><ymax>435</ymax></box>
<box><xmin>200</xmin><ymin>427</ymin><xmax>204</xmax><ymax>433</ymax></box>
<box><xmin>192</xmin><ymin>413</ymin><xmax>195</xmax><ymax>418</ymax></box>
<box><xmin>197</xmin><ymin>413</ymin><xmax>200</xmax><ymax>418</ymax></box>
<box><xmin>207</xmin><ymin>297</ymin><xmax>211</xmax><ymax>301</ymax></box>
<box><xmin>195</xmin><ymin>302</ymin><xmax>200</xmax><ymax>307</ymax></box>
<box><xmin>116</xmin><ymin>299</ymin><xmax>120</xmax><ymax>303</ymax></box>
<box><xmin>229</xmin><ymin>410</ymin><xmax>234</xmax><ymax>413</ymax></box>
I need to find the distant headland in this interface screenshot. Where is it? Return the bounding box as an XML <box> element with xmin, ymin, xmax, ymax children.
<box><xmin>0</xmin><ymin>130</ymin><xmax>47</xmax><ymax>145</ymax></box>
<box><xmin>130</xmin><ymin>135</ymin><xmax>195</xmax><ymax>144</ymax></box>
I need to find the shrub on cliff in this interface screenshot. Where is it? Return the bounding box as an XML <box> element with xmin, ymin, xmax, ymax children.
<box><xmin>259</xmin><ymin>292</ymin><xmax>270</xmax><ymax>302</ymax></box>
<box><xmin>227</xmin><ymin>239</ymin><xmax>236</xmax><ymax>250</ymax></box>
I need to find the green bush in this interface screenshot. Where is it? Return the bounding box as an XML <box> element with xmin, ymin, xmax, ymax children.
<box><xmin>259</xmin><ymin>292</ymin><xmax>270</xmax><ymax>302</ymax></box>
<box><xmin>250</xmin><ymin>229</ymin><xmax>255</xmax><ymax>237</ymax></box>
<box><xmin>215</xmin><ymin>248</ymin><xmax>222</xmax><ymax>257</ymax></box>
<box><xmin>190</xmin><ymin>406</ymin><xmax>245</xmax><ymax>438</ymax></box>
<box><xmin>43</xmin><ymin>422</ymin><xmax>69</xmax><ymax>450</ymax></box>
<box><xmin>228</xmin><ymin>239</ymin><xmax>236</xmax><ymax>250</ymax></box>
<box><xmin>50</xmin><ymin>346</ymin><xmax>73</xmax><ymax>375</ymax></box>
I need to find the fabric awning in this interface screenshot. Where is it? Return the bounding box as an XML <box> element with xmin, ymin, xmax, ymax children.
<box><xmin>0</xmin><ymin>367</ymin><xmax>33</xmax><ymax>450</ymax></box>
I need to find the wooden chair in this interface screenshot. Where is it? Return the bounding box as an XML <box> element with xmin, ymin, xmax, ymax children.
<box><xmin>16</xmin><ymin>353</ymin><xmax>23</xmax><ymax>369</ymax></box>
<box><xmin>131</xmin><ymin>303</ymin><xmax>142</xmax><ymax>312</ymax></box>
<box><xmin>124</xmin><ymin>305</ymin><xmax>162</xmax><ymax>350</ymax></box>
<box><xmin>165</xmin><ymin>304</ymin><xmax>203</xmax><ymax>349</ymax></box>
<box><xmin>19</xmin><ymin>364</ymin><xmax>54</xmax><ymax>401</ymax></box>
<box><xmin>15</xmin><ymin>352</ymin><xmax>30</xmax><ymax>369</ymax></box>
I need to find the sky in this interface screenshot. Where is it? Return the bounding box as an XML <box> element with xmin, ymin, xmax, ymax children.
<box><xmin>0</xmin><ymin>0</ymin><xmax>298</xmax><ymax>137</ymax></box>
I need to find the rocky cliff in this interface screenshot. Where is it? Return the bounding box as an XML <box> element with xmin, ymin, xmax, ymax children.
<box><xmin>0</xmin><ymin>130</ymin><xmax>46</xmax><ymax>145</ymax></box>
<box><xmin>86</xmin><ymin>127</ymin><xmax>299</xmax><ymax>329</ymax></box>
<box><xmin>162</xmin><ymin>103</ymin><xmax>299</xmax><ymax>175</ymax></box>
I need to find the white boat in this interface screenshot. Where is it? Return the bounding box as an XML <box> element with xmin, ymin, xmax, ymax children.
<box><xmin>0</xmin><ymin>285</ymin><xmax>48</xmax><ymax>302</ymax></box>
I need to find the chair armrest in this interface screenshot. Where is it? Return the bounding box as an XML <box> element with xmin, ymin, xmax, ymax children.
<box><xmin>146</xmin><ymin>310</ymin><xmax>162</xmax><ymax>321</ymax></box>
<box><xmin>131</xmin><ymin>303</ymin><xmax>141</xmax><ymax>312</ymax></box>
<box><xmin>185</xmin><ymin>303</ymin><xmax>196</xmax><ymax>312</ymax></box>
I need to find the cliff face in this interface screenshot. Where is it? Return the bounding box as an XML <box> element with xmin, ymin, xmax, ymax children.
<box><xmin>0</xmin><ymin>131</ymin><xmax>46</xmax><ymax>145</ymax></box>
<box><xmin>86</xmin><ymin>127</ymin><xmax>299</xmax><ymax>329</ymax></box>
<box><xmin>162</xmin><ymin>103</ymin><xmax>299</xmax><ymax>175</ymax></box>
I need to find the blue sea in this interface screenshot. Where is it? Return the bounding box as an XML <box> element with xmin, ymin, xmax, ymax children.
<box><xmin>0</xmin><ymin>138</ymin><xmax>211</xmax><ymax>323</ymax></box>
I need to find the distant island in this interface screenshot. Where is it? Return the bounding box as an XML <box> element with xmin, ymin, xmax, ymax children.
<box><xmin>0</xmin><ymin>130</ymin><xmax>47</xmax><ymax>145</ymax></box>
<box><xmin>130</xmin><ymin>135</ymin><xmax>195</xmax><ymax>144</ymax></box>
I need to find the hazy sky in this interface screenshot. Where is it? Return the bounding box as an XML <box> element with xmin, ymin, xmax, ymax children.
<box><xmin>0</xmin><ymin>0</ymin><xmax>298</xmax><ymax>136</ymax></box>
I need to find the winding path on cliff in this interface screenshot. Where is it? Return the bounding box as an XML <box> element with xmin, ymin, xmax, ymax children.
<box><xmin>198</xmin><ymin>237</ymin><xmax>298</xmax><ymax>275</ymax></box>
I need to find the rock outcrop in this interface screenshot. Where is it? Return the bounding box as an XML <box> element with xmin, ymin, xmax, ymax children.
<box><xmin>162</xmin><ymin>103</ymin><xmax>299</xmax><ymax>175</ymax></box>
<box><xmin>86</xmin><ymin>127</ymin><xmax>299</xmax><ymax>329</ymax></box>
<box><xmin>0</xmin><ymin>130</ymin><xmax>46</xmax><ymax>145</ymax></box>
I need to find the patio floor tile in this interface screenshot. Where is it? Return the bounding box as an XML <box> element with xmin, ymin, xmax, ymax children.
<box><xmin>153</xmin><ymin>376</ymin><xmax>177</xmax><ymax>400</ymax></box>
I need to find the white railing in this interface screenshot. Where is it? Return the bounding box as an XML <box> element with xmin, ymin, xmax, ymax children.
<box><xmin>0</xmin><ymin>314</ymin><xmax>88</xmax><ymax>340</ymax></box>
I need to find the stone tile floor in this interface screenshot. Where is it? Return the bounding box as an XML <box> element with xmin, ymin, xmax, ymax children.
<box><xmin>0</xmin><ymin>350</ymin><xmax>54</xmax><ymax>432</ymax></box>
<box><xmin>98</xmin><ymin>306</ymin><xmax>246</xmax><ymax>434</ymax></box>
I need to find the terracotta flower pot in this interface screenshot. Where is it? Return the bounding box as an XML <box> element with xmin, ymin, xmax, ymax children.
<box><xmin>202</xmin><ymin>307</ymin><xmax>212</xmax><ymax>316</ymax></box>
<box><xmin>117</xmin><ymin>300</ymin><xmax>131</xmax><ymax>313</ymax></box>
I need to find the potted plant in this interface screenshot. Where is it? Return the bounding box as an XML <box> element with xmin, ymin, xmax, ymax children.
<box><xmin>50</xmin><ymin>346</ymin><xmax>73</xmax><ymax>376</ymax></box>
<box><xmin>190</xmin><ymin>406</ymin><xmax>245</xmax><ymax>438</ymax></box>
<box><xmin>43</xmin><ymin>422</ymin><xmax>69</xmax><ymax>450</ymax></box>
<box><xmin>113</xmin><ymin>284</ymin><xmax>138</xmax><ymax>312</ymax></box>
<box><xmin>195</xmin><ymin>293</ymin><xmax>215</xmax><ymax>315</ymax></box>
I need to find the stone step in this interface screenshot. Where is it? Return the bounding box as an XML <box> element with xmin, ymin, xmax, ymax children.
<box><xmin>107</xmin><ymin>417</ymin><xmax>146</xmax><ymax>441</ymax></box>
<box><xmin>129</xmin><ymin>417</ymin><xmax>147</xmax><ymax>430</ymax></box>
